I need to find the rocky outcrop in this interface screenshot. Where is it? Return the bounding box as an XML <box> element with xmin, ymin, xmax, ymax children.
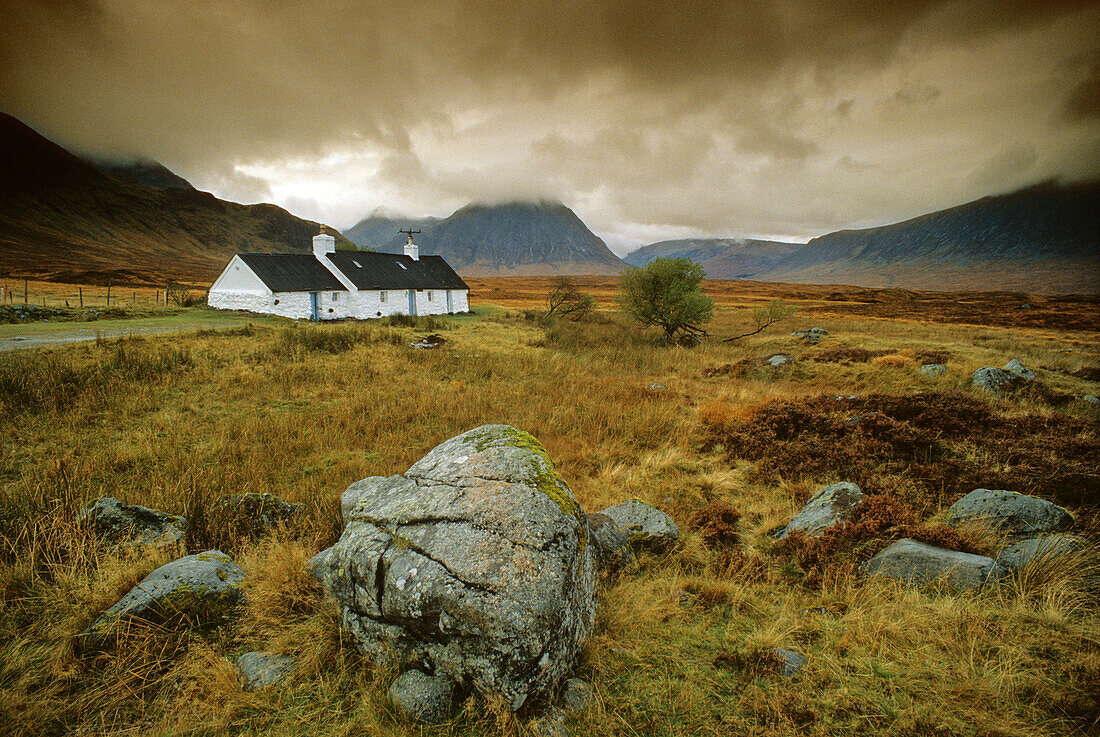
<box><xmin>599</xmin><ymin>500</ymin><xmax>679</xmax><ymax>551</ymax></box>
<box><xmin>314</xmin><ymin>425</ymin><xmax>598</xmax><ymax>711</ymax></box>
<box><xmin>237</xmin><ymin>651</ymin><xmax>296</xmax><ymax>690</ymax></box>
<box><xmin>861</xmin><ymin>538</ymin><xmax>1003</xmax><ymax>590</ymax></box>
<box><xmin>971</xmin><ymin>359</ymin><xmax>1037</xmax><ymax>394</ymax></box>
<box><xmin>78</xmin><ymin>550</ymin><xmax>245</xmax><ymax>650</ymax></box>
<box><xmin>792</xmin><ymin>327</ymin><xmax>828</xmax><ymax>345</ymax></box>
<box><xmin>778</xmin><ymin>482</ymin><xmax>864</xmax><ymax>540</ymax></box>
<box><xmin>78</xmin><ymin>497</ymin><xmax>187</xmax><ymax>547</ymax></box>
<box><xmin>946</xmin><ymin>489</ymin><xmax>1074</xmax><ymax>536</ymax></box>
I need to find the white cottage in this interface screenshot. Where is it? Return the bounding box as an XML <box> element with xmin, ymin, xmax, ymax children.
<box><xmin>208</xmin><ymin>230</ymin><xmax>470</xmax><ymax>320</ymax></box>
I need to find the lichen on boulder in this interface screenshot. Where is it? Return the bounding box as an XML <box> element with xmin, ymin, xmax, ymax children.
<box><xmin>315</xmin><ymin>424</ymin><xmax>598</xmax><ymax>711</ymax></box>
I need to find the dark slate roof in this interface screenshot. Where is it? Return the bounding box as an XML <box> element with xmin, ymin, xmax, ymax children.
<box><xmin>238</xmin><ymin>253</ymin><xmax>347</xmax><ymax>292</ymax></box>
<box><xmin>326</xmin><ymin>251</ymin><xmax>469</xmax><ymax>291</ymax></box>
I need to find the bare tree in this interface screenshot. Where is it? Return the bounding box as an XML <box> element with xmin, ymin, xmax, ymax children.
<box><xmin>720</xmin><ymin>300</ymin><xmax>797</xmax><ymax>342</ymax></box>
<box><xmin>545</xmin><ymin>277</ymin><xmax>595</xmax><ymax>321</ymax></box>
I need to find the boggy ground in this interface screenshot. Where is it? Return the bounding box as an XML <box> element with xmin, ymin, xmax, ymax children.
<box><xmin>0</xmin><ymin>282</ymin><xmax>1098</xmax><ymax>737</ymax></box>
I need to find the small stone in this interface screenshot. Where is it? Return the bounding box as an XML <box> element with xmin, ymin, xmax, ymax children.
<box><xmin>766</xmin><ymin>353</ymin><xmax>795</xmax><ymax>367</ymax></box>
<box><xmin>237</xmin><ymin>651</ymin><xmax>296</xmax><ymax>690</ymax></box>
<box><xmin>219</xmin><ymin>492</ymin><xmax>301</xmax><ymax>536</ymax></box>
<box><xmin>917</xmin><ymin>364</ymin><xmax>947</xmax><ymax>378</ymax></box>
<box><xmin>586</xmin><ymin>513</ymin><xmax>634</xmax><ymax>572</ymax></box>
<box><xmin>1003</xmin><ymin>359</ymin><xmax>1036</xmax><ymax>380</ymax></box>
<box><xmin>78</xmin><ymin>497</ymin><xmax>187</xmax><ymax>547</ymax></box>
<box><xmin>1082</xmin><ymin>394</ymin><xmax>1099</xmax><ymax>405</ymax></box>
<box><xmin>996</xmin><ymin>534</ymin><xmax>1087</xmax><ymax>571</ymax></box>
<box><xmin>389</xmin><ymin>669</ymin><xmax>456</xmax><ymax>725</ymax></box>
<box><xmin>861</xmin><ymin>538</ymin><xmax>1003</xmax><ymax>590</ymax></box>
<box><xmin>971</xmin><ymin>367</ymin><xmax>1016</xmax><ymax>394</ymax></box>
<box><xmin>531</xmin><ymin>707</ymin><xmax>569</xmax><ymax>737</ymax></box>
<box><xmin>773</xmin><ymin>648</ymin><xmax>807</xmax><ymax>678</ymax></box>
<box><xmin>600</xmin><ymin>500</ymin><xmax>679</xmax><ymax>551</ymax></box>
<box><xmin>560</xmin><ymin>677</ymin><xmax>593</xmax><ymax>713</ymax></box>
<box><xmin>778</xmin><ymin>482</ymin><xmax>864</xmax><ymax>540</ymax></box>
<box><xmin>946</xmin><ymin>489</ymin><xmax>1074</xmax><ymax>537</ymax></box>
<box><xmin>646</xmin><ymin>382</ymin><xmax>667</xmax><ymax>392</ymax></box>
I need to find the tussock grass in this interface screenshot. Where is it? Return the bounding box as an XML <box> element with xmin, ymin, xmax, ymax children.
<box><xmin>0</xmin><ymin>295</ymin><xmax>1097</xmax><ymax>736</ymax></box>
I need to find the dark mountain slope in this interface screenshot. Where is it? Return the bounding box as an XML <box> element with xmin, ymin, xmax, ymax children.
<box><xmin>758</xmin><ymin>180</ymin><xmax>1099</xmax><ymax>294</ymax></box>
<box><xmin>0</xmin><ymin>112</ymin><xmax>352</xmax><ymax>284</ymax></box>
<box><xmin>344</xmin><ymin>214</ymin><xmax>438</xmax><ymax>249</ymax></box>
<box><xmin>84</xmin><ymin>158</ymin><xmax>196</xmax><ymax>190</ymax></box>
<box><xmin>623</xmin><ymin>238</ymin><xmax>804</xmax><ymax>278</ymax></box>
<box><xmin>376</xmin><ymin>200</ymin><xmax>626</xmax><ymax>276</ymax></box>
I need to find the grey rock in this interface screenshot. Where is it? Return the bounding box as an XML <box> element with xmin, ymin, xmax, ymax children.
<box><xmin>792</xmin><ymin>327</ymin><xmax>828</xmax><ymax>345</ymax></box>
<box><xmin>773</xmin><ymin>648</ymin><xmax>807</xmax><ymax>678</ymax></box>
<box><xmin>918</xmin><ymin>364</ymin><xmax>947</xmax><ymax>378</ymax></box>
<box><xmin>766</xmin><ymin>353</ymin><xmax>795</xmax><ymax>367</ymax></box>
<box><xmin>861</xmin><ymin>538</ymin><xmax>1004</xmax><ymax>590</ymax></box>
<box><xmin>237</xmin><ymin>651</ymin><xmax>296</xmax><ymax>690</ymax></box>
<box><xmin>971</xmin><ymin>367</ymin><xmax>1017</xmax><ymax>394</ymax></box>
<box><xmin>778</xmin><ymin>482</ymin><xmax>864</xmax><ymax>540</ymax></box>
<box><xmin>586</xmin><ymin>513</ymin><xmax>634</xmax><ymax>572</ymax></box>
<box><xmin>1003</xmin><ymin>359</ymin><xmax>1035</xmax><ymax>380</ymax></box>
<box><xmin>388</xmin><ymin>669</ymin><xmax>456</xmax><ymax>725</ymax></box>
<box><xmin>308</xmin><ymin>546</ymin><xmax>333</xmax><ymax>585</ymax></box>
<box><xmin>78</xmin><ymin>497</ymin><xmax>187</xmax><ymax>547</ymax></box>
<box><xmin>341</xmin><ymin>477</ymin><xmax>384</xmax><ymax>524</ymax></box>
<box><xmin>996</xmin><ymin>534</ymin><xmax>1087</xmax><ymax>571</ymax></box>
<box><xmin>78</xmin><ymin>550</ymin><xmax>245</xmax><ymax>650</ymax></box>
<box><xmin>531</xmin><ymin>707</ymin><xmax>569</xmax><ymax>737</ymax></box>
<box><xmin>946</xmin><ymin>489</ymin><xmax>1074</xmax><ymax>536</ymax></box>
<box><xmin>646</xmin><ymin>382</ymin><xmax>667</xmax><ymax>392</ymax></box>
<box><xmin>316</xmin><ymin>425</ymin><xmax>598</xmax><ymax>711</ymax></box>
<box><xmin>560</xmin><ymin>677</ymin><xmax>593</xmax><ymax>713</ymax></box>
<box><xmin>600</xmin><ymin>499</ymin><xmax>679</xmax><ymax>551</ymax></box>
<box><xmin>1082</xmin><ymin>394</ymin><xmax>1099</xmax><ymax>405</ymax></box>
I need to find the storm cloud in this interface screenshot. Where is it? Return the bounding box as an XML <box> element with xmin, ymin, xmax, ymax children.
<box><xmin>2</xmin><ymin>0</ymin><xmax>1098</xmax><ymax>251</ymax></box>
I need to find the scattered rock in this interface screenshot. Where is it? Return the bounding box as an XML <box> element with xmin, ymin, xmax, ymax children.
<box><xmin>917</xmin><ymin>364</ymin><xmax>947</xmax><ymax>378</ymax></box>
<box><xmin>773</xmin><ymin>648</ymin><xmax>807</xmax><ymax>678</ymax></box>
<box><xmin>237</xmin><ymin>651</ymin><xmax>296</xmax><ymax>690</ymax></box>
<box><xmin>1019</xmin><ymin>303</ymin><xmax>1032</xmax><ymax>310</ymax></box>
<box><xmin>778</xmin><ymin>482</ymin><xmax>864</xmax><ymax>540</ymax></box>
<box><xmin>560</xmin><ymin>677</ymin><xmax>593</xmax><ymax>713</ymax></box>
<box><xmin>409</xmin><ymin>334</ymin><xmax>446</xmax><ymax>349</ymax></box>
<box><xmin>78</xmin><ymin>497</ymin><xmax>187</xmax><ymax>547</ymax></box>
<box><xmin>946</xmin><ymin>489</ymin><xmax>1074</xmax><ymax>537</ymax></box>
<box><xmin>388</xmin><ymin>669</ymin><xmax>457</xmax><ymax>725</ymax></box>
<box><xmin>844</xmin><ymin>411</ymin><xmax>878</xmax><ymax>427</ymax></box>
<box><xmin>861</xmin><ymin>538</ymin><xmax>1003</xmax><ymax>590</ymax></box>
<box><xmin>219</xmin><ymin>492</ymin><xmax>301</xmax><ymax>535</ymax></box>
<box><xmin>78</xmin><ymin>550</ymin><xmax>246</xmax><ymax>651</ymax></box>
<box><xmin>766</xmin><ymin>353</ymin><xmax>795</xmax><ymax>367</ymax></box>
<box><xmin>792</xmin><ymin>327</ymin><xmax>828</xmax><ymax>344</ymax></box>
<box><xmin>599</xmin><ymin>499</ymin><xmax>679</xmax><ymax>551</ymax></box>
<box><xmin>970</xmin><ymin>367</ymin><xmax>1017</xmax><ymax>394</ymax></box>
<box><xmin>646</xmin><ymin>382</ymin><xmax>667</xmax><ymax>392</ymax></box>
<box><xmin>586</xmin><ymin>512</ymin><xmax>634</xmax><ymax>572</ymax></box>
<box><xmin>315</xmin><ymin>425</ymin><xmax>598</xmax><ymax>710</ymax></box>
<box><xmin>530</xmin><ymin>707</ymin><xmax>569</xmax><ymax>737</ymax></box>
<box><xmin>996</xmin><ymin>534</ymin><xmax>1087</xmax><ymax>571</ymax></box>
<box><xmin>1003</xmin><ymin>359</ymin><xmax>1036</xmax><ymax>380</ymax></box>
<box><xmin>1082</xmin><ymin>394</ymin><xmax>1099</xmax><ymax>405</ymax></box>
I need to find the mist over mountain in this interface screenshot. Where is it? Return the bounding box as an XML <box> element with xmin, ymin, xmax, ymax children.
<box><xmin>0</xmin><ymin>112</ymin><xmax>351</xmax><ymax>284</ymax></box>
<box><xmin>756</xmin><ymin>180</ymin><xmax>1100</xmax><ymax>294</ymax></box>
<box><xmin>623</xmin><ymin>238</ymin><xmax>804</xmax><ymax>278</ymax></box>
<box><xmin>83</xmin><ymin>157</ymin><xmax>196</xmax><ymax>190</ymax></box>
<box><xmin>372</xmin><ymin>200</ymin><xmax>626</xmax><ymax>276</ymax></box>
<box><xmin>344</xmin><ymin>213</ymin><xmax>438</xmax><ymax>249</ymax></box>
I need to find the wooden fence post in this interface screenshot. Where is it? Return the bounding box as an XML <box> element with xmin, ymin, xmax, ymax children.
<box><xmin>24</xmin><ymin>278</ymin><xmax>28</xmax><ymax>304</ymax></box>
<box><xmin>106</xmin><ymin>281</ymin><xmax>111</xmax><ymax>306</ymax></box>
<box><xmin>79</xmin><ymin>287</ymin><xmax>83</xmax><ymax>308</ymax></box>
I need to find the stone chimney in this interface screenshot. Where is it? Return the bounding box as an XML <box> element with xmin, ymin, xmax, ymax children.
<box><xmin>403</xmin><ymin>232</ymin><xmax>419</xmax><ymax>261</ymax></box>
<box><xmin>313</xmin><ymin>226</ymin><xmax>336</xmax><ymax>259</ymax></box>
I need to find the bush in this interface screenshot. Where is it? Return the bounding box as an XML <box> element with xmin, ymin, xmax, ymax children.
<box><xmin>545</xmin><ymin>277</ymin><xmax>595</xmax><ymax>321</ymax></box>
<box><xmin>616</xmin><ymin>257</ymin><xmax>713</xmax><ymax>343</ymax></box>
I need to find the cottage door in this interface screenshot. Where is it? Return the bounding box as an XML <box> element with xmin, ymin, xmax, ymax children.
<box><xmin>446</xmin><ymin>289</ymin><xmax>453</xmax><ymax>313</ymax></box>
<box><xmin>309</xmin><ymin>292</ymin><xmax>319</xmax><ymax>320</ymax></box>
<box><xmin>407</xmin><ymin>289</ymin><xmax>417</xmax><ymax>316</ymax></box>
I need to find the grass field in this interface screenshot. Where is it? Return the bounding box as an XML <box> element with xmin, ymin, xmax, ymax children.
<box><xmin>0</xmin><ymin>278</ymin><xmax>1097</xmax><ymax>736</ymax></box>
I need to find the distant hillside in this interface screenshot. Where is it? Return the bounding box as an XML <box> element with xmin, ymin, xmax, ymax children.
<box><xmin>0</xmin><ymin>113</ymin><xmax>352</xmax><ymax>284</ymax></box>
<box><xmin>758</xmin><ymin>180</ymin><xmax>1100</xmax><ymax>294</ymax></box>
<box><xmin>344</xmin><ymin>214</ymin><xmax>438</xmax><ymax>249</ymax></box>
<box><xmin>624</xmin><ymin>238</ymin><xmax>804</xmax><ymax>278</ymax></box>
<box><xmin>373</xmin><ymin>200</ymin><xmax>626</xmax><ymax>276</ymax></box>
<box><xmin>84</xmin><ymin>157</ymin><xmax>196</xmax><ymax>190</ymax></box>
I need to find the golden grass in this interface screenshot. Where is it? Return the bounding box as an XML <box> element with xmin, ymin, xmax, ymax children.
<box><xmin>0</xmin><ymin>286</ymin><xmax>1097</xmax><ymax>736</ymax></box>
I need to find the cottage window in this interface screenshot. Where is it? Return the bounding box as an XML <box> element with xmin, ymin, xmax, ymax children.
<box><xmin>380</xmin><ymin>291</ymin><xmax>387</xmax><ymax>303</ymax></box>
<box><xmin>331</xmin><ymin>292</ymin><xmax>339</xmax><ymax>301</ymax></box>
<box><xmin>427</xmin><ymin>291</ymin><xmax>433</xmax><ymax>302</ymax></box>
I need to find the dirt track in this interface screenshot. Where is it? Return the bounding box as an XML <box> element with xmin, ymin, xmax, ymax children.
<box><xmin>0</xmin><ymin>314</ymin><xmax>255</xmax><ymax>351</ymax></box>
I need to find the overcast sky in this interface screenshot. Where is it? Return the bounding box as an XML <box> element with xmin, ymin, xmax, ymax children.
<box><xmin>2</xmin><ymin>0</ymin><xmax>1098</xmax><ymax>254</ymax></box>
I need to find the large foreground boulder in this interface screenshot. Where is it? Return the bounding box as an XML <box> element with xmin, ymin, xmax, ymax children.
<box><xmin>778</xmin><ymin>482</ymin><xmax>864</xmax><ymax>540</ymax></box>
<box><xmin>946</xmin><ymin>489</ymin><xmax>1074</xmax><ymax>536</ymax></box>
<box><xmin>78</xmin><ymin>497</ymin><xmax>187</xmax><ymax>547</ymax></box>
<box><xmin>315</xmin><ymin>425</ymin><xmax>598</xmax><ymax>711</ymax></box>
<box><xmin>861</xmin><ymin>538</ymin><xmax>1003</xmax><ymax>590</ymax></box>
<box><xmin>78</xmin><ymin>550</ymin><xmax>245</xmax><ymax>650</ymax></box>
